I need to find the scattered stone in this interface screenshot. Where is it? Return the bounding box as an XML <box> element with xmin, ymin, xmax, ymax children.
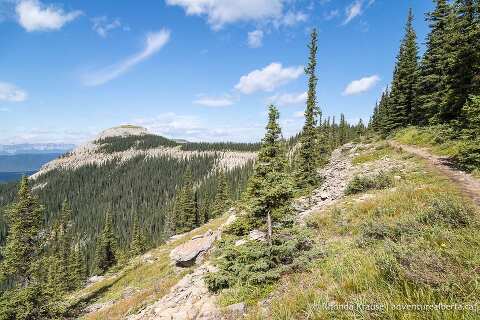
<box><xmin>87</xmin><ymin>275</ymin><xmax>105</xmax><ymax>285</ymax></box>
<box><xmin>234</xmin><ymin>239</ymin><xmax>247</xmax><ymax>247</ymax></box>
<box><xmin>170</xmin><ymin>230</ymin><xmax>219</xmax><ymax>267</ymax></box>
<box><xmin>127</xmin><ymin>263</ymin><xmax>221</xmax><ymax>320</ymax></box>
<box><xmin>225</xmin><ymin>302</ymin><xmax>246</xmax><ymax>317</ymax></box>
<box><xmin>248</xmin><ymin>229</ymin><xmax>266</xmax><ymax>242</ymax></box>
<box><xmin>83</xmin><ymin>300</ymin><xmax>114</xmax><ymax>313</ymax></box>
<box><xmin>319</xmin><ymin>192</ymin><xmax>329</xmax><ymax>200</ymax></box>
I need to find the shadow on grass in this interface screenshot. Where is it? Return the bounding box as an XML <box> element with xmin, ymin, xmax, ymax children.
<box><xmin>66</xmin><ymin>272</ymin><xmax>127</xmax><ymax>318</ymax></box>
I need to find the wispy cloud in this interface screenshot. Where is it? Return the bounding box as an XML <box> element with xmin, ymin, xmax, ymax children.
<box><xmin>82</xmin><ymin>29</ymin><xmax>171</xmax><ymax>86</ymax></box>
<box><xmin>343</xmin><ymin>75</ymin><xmax>380</xmax><ymax>95</ymax></box>
<box><xmin>267</xmin><ymin>92</ymin><xmax>307</xmax><ymax>107</ymax></box>
<box><xmin>92</xmin><ymin>16</ymin><xmax>122</xmax><ymax>38</ymax></box>
<box><xmin>324</xmin><ymin>9</ymin><xmax>339</xmax><ymax>21</ymax></box>
<box><xmin>235</xmin><ymin>63</ymin><xmax>303</xmax><ymax>94</ymax></box>
<box><xmin>247</xmin><ymin>30</ymin><xmax>264</xmax><ymax>48</ymax></box>
<box><xmin>0</xmin><ymin>82</ymin><xmax>28</xmax><ymax>102</ymax></box>
<box><xmin>343</xmin><ymin>0</ymin><xmax>375</xmax><ymax>25</ymax></box>
<box><xmin>194</xmin><ymin>96</ymin><xmax>234</xmax><ymax>107</ymax></box>
<box><xmin>16</xmin><ymin>0</ymin><xmax>82</xmax><ymax>32</ymax></box>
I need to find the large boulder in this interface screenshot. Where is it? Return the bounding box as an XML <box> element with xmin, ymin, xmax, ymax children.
<box><xmin>170</xmin><ymin>230</ymin><xmax>218</xmax><ymax>267</ymax></box>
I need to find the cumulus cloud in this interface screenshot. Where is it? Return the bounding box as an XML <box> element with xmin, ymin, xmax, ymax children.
<box><xmin>166</xmin><ymin>0</ymin><xmax>306</xmax><ymax>30</ymax></box>
<box><xmin>268</xmin><ymin>92</ymin><xmax>307</xmax><ymax>107</ymax></box>
<box><xmin>92</xmin><ymin>16</ymin><xmax>121</xmax><ymax>38</ymax></box>
<box><xmin>0</xmin><ymin>82</ymin><xmax>28</xmax><ymax>102</ymax></box>
<box><xmin>235</xmin><ymin>63</ymin><xmax>303</xmax><ymax>95</ymax></box>
<box><xmin>343</xmin><ymin>75</ymin><xmax>380</xmax><ymax>95</ymax></box>
<box><xmin>166</xmin><ymin>0</ymin><xmax>283</xmax><ymax>30</ymax></box>
<box><xmin>16</xmin><ymin>0</ymin><xmax>81</xmax><ymax>32</ymax></box>
<box><xmin>247</xmin><ymin>30</ymin><xmax>263</xmax><ymax>48</ymax></box>
<box><xmin>193</xmin><ymin>96</ymin><xmax>233</xmax><ymax>107</ymax></box>
<box><xmin>82</xmin><ymin>29</ymin><xmax>171</xmax><ymax>86</ymax></box>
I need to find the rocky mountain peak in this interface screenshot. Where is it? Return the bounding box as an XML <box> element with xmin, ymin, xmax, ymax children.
<box><xmin>95</xmin><ymin>125</ymin><xmax>149</xmax><ymax>141</ymax></box>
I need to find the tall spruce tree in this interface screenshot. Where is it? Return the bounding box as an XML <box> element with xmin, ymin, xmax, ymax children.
<box><xmin>416</xmin><ymin>0</ymin><xmax>454</xmax><ymax>125</ymax></box>
<box><xmin>211</xmin><ymin>170</ymin><xmax>230</xmax><ymax>217</ymax></box>
<box><xmin>386</xmin><ymin>8</ymin><xmax>419</xmax><ymax>130</ymax></box>
<box><xmin>444</xmin><ymin>0</ymin><xmax>480</xmax><ymax>123</ymax></box>
<box><xmin>246</xmin><ymin>105</ymin><xmax>293</xmax><ymax>245</ymax></box>
<box><xmin>296</xmin><ymin>28</ymin><xmax>321</xmax><ymax>190</ymax></box>
<box><xmin>94</xmin><ymin>210</ymin><xmax>117</xmax><ymax>274</ymax></box>
<box><xmin>0</xmin><ymin>177</ymin><xmax>44</xmax><ymax>287</ymax></box>
<box><xmin>174</xmin><ymin>168</ymin><xmax>197</xmax><ymax>233</ymax></box>
<box><xmin>130</xmin><ymin>216</ymin><xmax>147</xmax><ymax>256</ymax></box>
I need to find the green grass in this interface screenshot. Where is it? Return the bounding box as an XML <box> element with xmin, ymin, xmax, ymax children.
<box><xmin>245</xmin><ymin>157</ymin><xmax>480</xmax><ymax>320</ymax></box>
<box><xmin>70</xmin><ymin>216</ymin><xmax>228</xmax><ymax>320</ymax></box>
<box><xmin>394</xmin><ymin>126</ymin><xmax>461</xmax><ymax>157</ymax></box>
<box><xmin>352</xmin><ymin>143</ymin><xmax>394</xmax><ymax>165</ymax></box>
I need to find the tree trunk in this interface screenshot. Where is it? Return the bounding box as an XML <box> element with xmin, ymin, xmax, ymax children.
<box><xmin>267</xmin><ymin>211</ymin><xmax>272</xmax><ymax>246</ymax></box>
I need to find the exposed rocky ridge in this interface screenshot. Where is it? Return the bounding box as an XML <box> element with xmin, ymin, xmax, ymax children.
<box><xmin>30</xmin><ymin>126</ymin><xmax>256</xmax><ymax>180</ymax></box>
<box><xmin>295</xmin><ymin>142</ymin><xmax>410</xmax><ymax>220</ymax></box>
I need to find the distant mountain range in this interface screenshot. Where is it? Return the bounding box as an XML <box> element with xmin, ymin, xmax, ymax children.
<box><xmin>0</xmin><ymin>143</ymin><xmax>75</xmax><ymax>155</ymax></box>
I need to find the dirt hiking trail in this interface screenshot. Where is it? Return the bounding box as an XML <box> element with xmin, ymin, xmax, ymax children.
<box><xmin>389</xmin><ymin>141</ymin><xmax>480</xmax><ymax>207</ymax></box>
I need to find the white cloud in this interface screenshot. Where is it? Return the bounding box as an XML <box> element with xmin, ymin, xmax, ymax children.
<box><xmin>92</xmin><ymin>16</ymin><xmax>121</xmax><ymax>38</ymax></box>
<box><xmin>193</xmin><ymin>96</ymin><xmax>233</xmax><ymax>107</ymax></box>
<box><xmin>235</xmin><ymin>63</ymin><xmax>303</xmax><ymax>95</ymax></box>
<box><xmin>268</xmin><ymin>92</ymin><xmax>307</xmax><ymax>106</ymax></box>
<box><xmin>247</xmin><ymin>30</ymin><xmax>263</xmax><ymax>48</ymax></box>
<box><xmin>16</xmin><ymin>0</ymin><xmax>81</xmax><ymax>32</ymax></box>
<box><xmin>280</xmin><ymin>10</ymin><xmax>307</xmax><ymax>26</ymax></box>
<box><xmin>343</xmin><ymin>1</ymin><xmax>362</xmax><ymax>24</ymax></box>
<box><xmin>0</xmin><ymin>82</ymin><xmax>28</xmax><ymax>102</ymax></box>
<box><xmin>343</xmin><ymin>75</ymin><xmax>380</xmax><ymax>95</ymax></box>
<box><xmin>166</xmin><ymin>0</ymin><xmax>284</xmax><ymax>30</ymax></box>
<box><xmin>343</xmin><ymin>0</ymin><xmax>375</xmax><ymax>25</ymax></box>
<box><xmin>82</xmin><ymin>29</ymin><xmax>171</xmax><ymax>86</ymax></box>
<box><xmin>293</xmin><ymin>110</ymin><xmax>304</xmax><ymax>118</ymax></box>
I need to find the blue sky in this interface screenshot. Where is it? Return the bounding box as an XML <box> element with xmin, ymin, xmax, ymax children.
<box><xmin>0</xmin><ymin>0</ymin><xmax>434</xmax><ymax>144</ymax></box>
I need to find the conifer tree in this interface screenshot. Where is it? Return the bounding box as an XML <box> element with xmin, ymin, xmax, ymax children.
<box><xmin>211</xmin><ymin>170</ymin><xmax>230</xmax><ymax>217</ymax></box>
<box><xmin>68</xmin><ymin>247</ymin><xmax>87</xmax><ymax>289</ymax></box>
<box><xmin>386</xmin><ymin>8</ymin><xmax>419</xmax><ymax>130</ymax></box>
<box><xmin>416</xmin><ymin>0</ymin><xmax>453</xmax><ymax>125</ymax></box>
<box><xmin>130</xmin><ymin>216</ymin><xmax>147</xmax><ymax>256</ymax></box>
<box><xmin>444</xmin><ymin>0</ymin><xmax>480</xmax><ymax>122</ymax></box>
<box><xmin>0</xmin><ymin>177</ymin><xmax>43</xmax><ymax>287</ymax></box>
<box><xmin>94</xmin><ymin>210</ymin><xmax>117</xmax><ymax>274</ymax></box>
<box><xmin>174</xmin><ymin>168</ymin><xmax>197</xmax><ymax>233</ymax></box>
<box><xmin>296</xmin><ymin>28</ymin><xmax>321</xmax><ymax>190</ymax></box>
<box><xmin>246</xmin><ymin>105</ymin><xmax>293</xmax><ymax>245</ymax></box>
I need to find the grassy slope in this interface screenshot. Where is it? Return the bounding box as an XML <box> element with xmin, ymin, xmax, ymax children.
<box><xmin>70</xmin><ymin>216</ymin><xmax>227</xmax><ymax>320</ymax></box>
<box><xmin>245</xmin><ymin>143</ymin><xmax>480</xmax><ymax>319</ymax></box>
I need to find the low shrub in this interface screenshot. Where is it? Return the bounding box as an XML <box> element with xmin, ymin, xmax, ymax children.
<box><xmin>418</xmin><ymin>195</ymin><xmax>476</xmax><ymax>228</ymax></box>
<box><xmin>345</xmin><ymin>171</ymin><xmax>393</xmax><ymax>195</ymax></box>
<box><xmin>453</xmin><ymin>138</ymin><xmax>480</xmax><ymax>173</ymax></box>
<box><xmin>205</xmin><ymin>228</ymin><xmax>319</xmax><ymax>293</ymax></box>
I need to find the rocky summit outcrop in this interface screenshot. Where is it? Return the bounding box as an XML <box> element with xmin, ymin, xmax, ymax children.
<box><xmin>170</xmin><ymin>230</ymin><xmax>219</xmax><ymax>267</ymax></box>
<box><xmin>294</xmin><ymin>143</ymin><xmax>410</xmax><ymax>221</ymax></box>
<box><xmin>128</xmin><ymin>263</ymin><xmax>221</xmax><ymax>320</ymax></box>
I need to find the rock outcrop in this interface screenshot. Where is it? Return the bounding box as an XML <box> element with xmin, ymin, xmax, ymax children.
<box><xmin>128</xmin><ymin>263</ymin><xmax>221</xmax><ymax>320</ymax></box>
<box><xmin>170</xmin><ymin>230</ymin><xmax>219</xmax><ymax>267</ymax></box>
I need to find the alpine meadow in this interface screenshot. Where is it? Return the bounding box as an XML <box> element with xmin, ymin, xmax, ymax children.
<box><xmin>1</xmin><ymin>1</ymin><xmax>480</xmax><ymax>319</ymax></box>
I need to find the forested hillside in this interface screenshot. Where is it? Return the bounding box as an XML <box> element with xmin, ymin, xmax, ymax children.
<box><xmin>0</xmin><ymin>126</ymin><xmax>258</xmax><ymax>274</ymax></box>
